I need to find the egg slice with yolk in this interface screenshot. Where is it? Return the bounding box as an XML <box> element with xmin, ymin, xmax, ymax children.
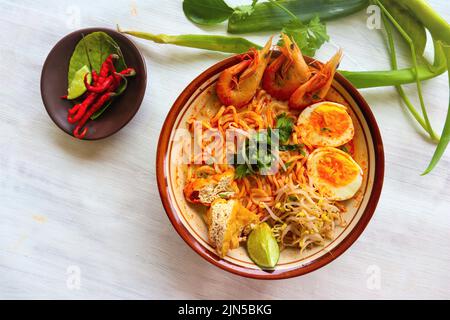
<box><xmin>297</xmin><ymin>102</ymin><xmax>354</xmax><ymax>147</ymax></box>
<box><xmin>307</xmin><ymin>147</ymin><xmax>363</xmax><ymax>201</ymax></box>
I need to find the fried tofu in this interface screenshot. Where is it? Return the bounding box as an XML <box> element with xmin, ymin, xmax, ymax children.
<box><xmin>206</xmin><ymin>199</ymin><xmax>259</xmax><ymax>257</ymax></box>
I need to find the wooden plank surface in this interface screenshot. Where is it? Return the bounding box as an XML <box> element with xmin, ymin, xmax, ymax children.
<box><xmin>0</xmin><ymin>0</ymin><xmax>449</xmax><ymax>299</ymax></box>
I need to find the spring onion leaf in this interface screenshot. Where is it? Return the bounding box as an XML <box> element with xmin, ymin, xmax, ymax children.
<box><xmin>380</xmin><ymin>8</ymin><xmax>439</xmax><ymax>140</ymax></box>
<box><xmin>423</xmin><ymin>43</ymin><xmax>450</xmax><ymax>174</ymax></box>
<box><xmin>118</xmin><ymin>27</ymin><xmax>261</xmax><ymax>54</ymax></box>
<box><xmin>380</xmin><ymin>0</ymin><xmax>427</xmax><ymax>56</ymax></box>
<box><xmin>228</xmin><ymin>0</ymin><xmax>369</xmax><ymax>34</ymax></box>
<box><xmin>376</xmin><ymin>0</ymin><xmax>436</xmax><ymax>141</ymax></box>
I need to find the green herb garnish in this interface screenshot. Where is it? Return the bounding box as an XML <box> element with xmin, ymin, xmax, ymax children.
<box><xmin>339</xmin><ymin>145</ymin><xmax>350</xmax><ymax>154</ymax></box>
<box><xmin>234</xmin><ymin>164</ymin><xmax>251</xmax><ymax>179</ymax></box>
<box><xmin>277</xmin><ymin>14</ymin><xmax>329</xmax><ymax>57</ymax></box>
<box><xmin>275</xmin><ymin>113</ymin><xmax>294</xmax><ymax>144</ymax></box>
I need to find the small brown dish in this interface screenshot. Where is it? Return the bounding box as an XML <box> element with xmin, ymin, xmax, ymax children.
<box><xmin>40</xmin><ymin>27</ymin><xmax>147</xmax><ymax>140</ymax></box>
<box><xmin>157</xmin><ymin>53</ymin><xmax>385</xmax><ymax>279</ymax></box>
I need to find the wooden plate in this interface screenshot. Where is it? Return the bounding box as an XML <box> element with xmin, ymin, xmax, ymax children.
<box><xmin>40</xmin><ymin>27</ymin><xmax>147</xmax><ymax>140</ymax></box>
<box><xmin>156</xmin><ymin>53</ymin><xmax>384</xmax><ymax>279</ymax></box>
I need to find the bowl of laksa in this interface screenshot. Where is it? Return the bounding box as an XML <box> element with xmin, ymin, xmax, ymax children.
<box><xmin>157</xmin><ymin>34</ymin><xmax>384</xmax><ymax>279</ymax></box>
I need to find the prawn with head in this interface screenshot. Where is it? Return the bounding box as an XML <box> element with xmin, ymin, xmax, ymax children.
<box><xmin>289</xmin><ymin>49</ymin><xmax>343</xmax><ymax>110</ymax></box>
<box><xmin>216</xmin><ymin>37</ymin><xmax>273</xmax><ymax>109</ymax></box>
<box><xmin>262</xmin><ymin>33</ymin><xmax>311</xmax><ymax>101</ymax></box>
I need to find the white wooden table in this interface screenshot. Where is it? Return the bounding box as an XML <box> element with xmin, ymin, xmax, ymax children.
<box><xmin>1</xmin><ymin>0</ymin><xmax>449</xmax><ymax>299</ymax></box>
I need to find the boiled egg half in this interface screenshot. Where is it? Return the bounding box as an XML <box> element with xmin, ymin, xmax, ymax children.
<box><xmin>307</xmin><ymin>147</ymin><xmax>363</xmax><ymax>201</ymax></box>
<box><xmin>297</xmin><ymin>102</ymin><xmax>354</xmax><ymax>147</ymax></box>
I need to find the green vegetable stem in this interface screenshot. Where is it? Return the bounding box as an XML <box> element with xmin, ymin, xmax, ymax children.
<box><xmin>228</xmin><ymin>0</ymin><xmax>369</xmax><ymax>34</ymax></box>
<box><xmin>117</xmin><ymin>26</ymin><xmax>260</xmax><ymax>54</ymax></box>
<box><xmin>119</xmin><ymin>0</ymin><xmax>450</xmax><ymax>173</ymax></box>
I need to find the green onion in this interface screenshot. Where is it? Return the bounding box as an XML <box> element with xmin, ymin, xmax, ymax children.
<box><xmin>377</xmin><ymin>0</ymin><xmax>450</xmax><ymax>173</ymax></box>
<box><xmin>340</xmin><ymin>62</ymin><xmax>446</xmax><ymax>89</ymax></box>
<box><xmin>380</xmin><ymin>5</ymin><xmax>439</xmax><ymax>141</ymax></box>
<box><xmin>377</xmin><ymin>0</ymin><xmax>435</xmax><ymax>141</ymax></box>
<box><xmin>118</xmin><ymin>26</ymin><xmax>260</xmax><ymax>54</ymax></box>
<box><xmin>227</xmin><ymin>0</ymin><xmax>369</xmax><ymax>34</ymax></box>
<box><xmin>423</xmin><ymin>44</ymin><xmax>450</xmax><ymax>174</ymax></box>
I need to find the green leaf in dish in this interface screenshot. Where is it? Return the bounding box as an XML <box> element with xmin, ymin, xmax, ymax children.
<box><xmin>247</xmin><ymin>223</ymin><xmax>280</xmax><ymax>269</ymax></box>
<box><xmin>68</xmin><ymin>31</ymin><xmax>126</xmax><ymax>85</ymax></box>
<box><xmin>183</xmin><ymin>0</ymin><xmax>234</xmax><ymax>25</ymax></box>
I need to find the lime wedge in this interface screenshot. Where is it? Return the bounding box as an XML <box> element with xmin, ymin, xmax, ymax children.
<box><xmin>247</xmin><ymin>223</ymin><xmax>280</xmax><ymax>269</ymax></box>
<box><xmin>67</xmin><ymin>65</ymin><xmax>92</xmax><ymax>100</ymax></box>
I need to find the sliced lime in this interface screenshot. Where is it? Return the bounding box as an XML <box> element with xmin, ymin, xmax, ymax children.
<box><xmin>67</xmin><ymin>65</ymin><xmax>92</xmax><ymax>100</ymax></box>
<box><xmin>247</xmin><ymin>223</ymin><xmax>280</xmax><ymax>269</ymax></box>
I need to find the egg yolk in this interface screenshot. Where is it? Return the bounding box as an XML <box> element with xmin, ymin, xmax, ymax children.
<box><xmin>310</xmin><ymin>105</ymin><xmax>351</xmax><ymax>138</ymax></box>
<box><xmin>316</xmin><ymin>152</ymin><xmax>359</xmax><ymax>187</ymax></box>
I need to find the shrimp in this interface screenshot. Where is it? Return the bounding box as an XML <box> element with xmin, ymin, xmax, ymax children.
<box><xmin>262</xmin><ymin>33</ymin><xmax>311</xmax><ymax>101</ymax></box>
<box><xmin>216</xmin><ymin>37</ymin><xmax>273</xmax><ymax>108</ymax></box>
<box><xmin>289</xmin><ymin>49</ymin><xmax>343</xmax><ymax>110</ymax></box>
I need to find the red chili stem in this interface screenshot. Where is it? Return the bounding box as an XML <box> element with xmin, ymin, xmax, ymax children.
<box><xmin>99</xmin><ymin>54</ymin><xmax>118</xmax><ymax>78</ymax></box>
<box><xmin>119</xmin><ymin>68</ymin><xmax>136</xmax><ymax>77</ymax></box>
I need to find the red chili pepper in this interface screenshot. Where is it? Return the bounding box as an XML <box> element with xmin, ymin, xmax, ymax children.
<box><xmin>99</xmin><ymin>54</ymin><xmax>119</xmax><ymax>78</ymax></box>
<box><xmin>91</xmin><ymin>70</ymin><xmax>99</xmax><ymax>83</ymax></box>
<box><xmin>73</xmin><ymin>92</ymin><xmax>115</xmax><ymax>139</ymax></box>
<box><xmin>68</xmin><ymin>103</ymin><xmax>80</xmax><ymax>115</ymax></box>
<box><xmin>67</xmin><ymin>92</ymin><xmax>98</xmax><ymax>124</ymax></box>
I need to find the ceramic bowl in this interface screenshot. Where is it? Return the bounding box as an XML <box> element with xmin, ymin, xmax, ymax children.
<box><xmin>157</xmin><ymin>53</ymin><xmax>384</xmax><ymax>279</ymax></box>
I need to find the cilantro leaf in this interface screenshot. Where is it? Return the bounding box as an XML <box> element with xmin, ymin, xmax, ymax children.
<box><xmin>279</xmin><ymin>144</ymin><xmax>306</xmax><ymax>156</ymax></box>
<box><xmin>235</xmin><ymin>164</ymin><xmax>252</xmax><ymax>179</ymax></box>
<box><xmin>280</xmin><ymin>16</ymin><xmax>329</xmax><ymax>57</ymax></box>
<box><xmin>234</xmin><ymin>0</ymin><xmax>259</xmax><ymax>18</ymax></box>
<box><xmin>275</xmin><ymin>113</ymin><xmax>294</xmax><ymax>144</ymax></box>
